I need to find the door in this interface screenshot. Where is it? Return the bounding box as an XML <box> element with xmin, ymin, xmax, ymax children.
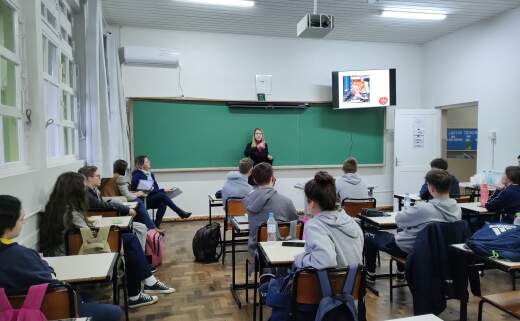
<box><xmin>394</xmin><ymin>109</ymin><xmax>441</xmax><ymax>202</ymax></box>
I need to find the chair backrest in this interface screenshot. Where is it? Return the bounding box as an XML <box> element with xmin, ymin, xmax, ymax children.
<box><xmin>455</xmin><ymin>195</ymin><xmax>471</xmax><ymax>203</ymax></box>
<box><xmin>65</xmin><ymin>227</ymin><xmax>122</xmax><ymax>255</ymax></box>
<box><xmin>87</xmin><ymin>210</ymin><xmax>118</xmax><ymax>217</ymax></box>
<box><xmin>257</xmin><ymin>221</ymin><xmax>304</xmax><ymax>242</ymax></box>
<box><xmin>226</xmin><ymin>198</ymin><xmax>247</xmax><ymax>217</ymax></box>
<box><xmin>292</xmin><ymin>266</ymin><xmax>363</xmax><ymax>304</ymax></box>
<box><xmin>7</xmin><ymin>285</ymin><xmax>77</xmax><ymax>320</ymax></box>
<box><xmin>100</xmin><ymin>177</ymin><xmax>120</xmax><ymax>197</ymax></box>
<box><xmin>342</xmin><ymin>198</ymin><xmax>376</xmax><ymax>217</ymax></box>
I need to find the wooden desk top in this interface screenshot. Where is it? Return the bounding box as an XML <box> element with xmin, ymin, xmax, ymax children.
<box><xmin>44</xmin><ymin>253</ymin><xmax>117</xmax><ymax>283</ymax></box>
<box><xmin>259</xmin><ymin>241</ymin><xmax>305</xmax><ymax>265</ymax></box>
<box><xmin>394</xmin><ymin>193</ymin><xmax>422</xmax><ymax>201</ymax></box>
<box><xmin>451</xmin><ymin>244</ymin><xmax>520</xmax><ymax>270</ymax></box>
<box><xmin>386</xmin><ymin>314</ymin><xmax>442</xmax><ymax>321</ymax></box>
<box><xmin>459</xmin><ymin>202</ymin><xmax>492</xmax><ymax>214</ymax></box>
<box><xmin>90</xmin><ymin>216</ymin><xmax>133</xmax><ymax>229</ymax></box>
<box><xmin>361</xmin><ymin>212</ymin><xmax>397</xmax><ymax>228</ymax></box>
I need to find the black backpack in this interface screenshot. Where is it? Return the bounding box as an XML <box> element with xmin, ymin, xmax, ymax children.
<box><xmin>192</xmin><ymin>222</ymin><xmax>222</xmax><ymax>263</ymax></box>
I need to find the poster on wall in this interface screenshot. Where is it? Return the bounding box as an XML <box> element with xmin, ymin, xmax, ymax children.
<box><xmin>447</xmin><ymin>128</ymin><xmax>477</xmax><ymax>151</ymax></box>
<box><xmin>412</xmin><ymin>118</ymin><xmax>425</xmax><ymax>149</ymax></box>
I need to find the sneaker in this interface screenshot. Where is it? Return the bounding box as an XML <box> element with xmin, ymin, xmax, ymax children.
<box><xmin>143</xmin><ymin>280</ymin><xmax>176</xmax><ymax>294</ymax></box>
<box><xmin>366</xmin><ymin>271</ymin><xmax>376</xmax><ymax>285</ymax></box>
<box><xmin>150</xmin><ymin>266</ymin><xmax>157</xmax><ymax>274</ymax></box>
<box><xmin>177</xmin><ymin>210</ymin><xmax>192</xmax><ymax>219</ymax></box>
<box><xmin>128</xmin><ymin>293</ymin><xmax>158</xmax><ymax>309</ymax></box>
<box><xmin>396</xmin><ymin>271</ymin><xmax>406</xmax><ymax>282</ymax></box>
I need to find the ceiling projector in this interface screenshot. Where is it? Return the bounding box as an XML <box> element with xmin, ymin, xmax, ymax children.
<box><xmin>297</xmin><ymin>13</ymin><xmax>334</xmax><ymax>38</ymax></box>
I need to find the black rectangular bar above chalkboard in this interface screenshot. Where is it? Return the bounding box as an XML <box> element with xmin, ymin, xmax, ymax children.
<box><xmin>226</xmin><ymin>101</ymin><xmax>309</xmax><ymax>109</ymax></box>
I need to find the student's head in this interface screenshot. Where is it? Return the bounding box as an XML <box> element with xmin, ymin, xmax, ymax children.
<box><xmin>504</xmin><ymin>166</ymin><xmax>520</xmax><ymax>185</ymax></box>
<box><xmin>251</xmin><ymin>128</ymin><xmax>265</xmax><ymax>147</ymax></box>
<box><xmin>239</xmin><ymin>157</ymin><xmax>254</xmax><ymax>176</ymax></box>
<box><xmin>425</xmin><ymin>169</ymin><xmax>452</xmax><ymax>198</ymax></box>
<box><xmin>430</xmin><ymin>158</ymin><xmax>448</xmax><ymax>170</ymax></box>
<box><xmin>113</xmin><ymin>159</ymin><xmax>128</xmax><ymax>176</ymax></box>
<box><xmin>304</xmin><ymin>171</ymin><xmax>336</xmax><ymax>214</ymax></box>
<box><xmin>342</xmin><ymin>157</ymin><xmax>358</xmax><ymax>174</ymax></box>
<box><xmin>252</xmin><ymin>162</ymin><xmax>273</xmax><ymax>186</ymax></box>
<box><xmin>40</xmin><ymin>172</ymin><xmax>87</xmax><ymax>255</ymax></box>
<box><xmin>135</xmin><ymin>155</ymin><xmax>151</xmax><ymax>171</ymax></box>
<box><xmin>78</xmin><ymin>165</ymin><xmax>101</xmax><ymax>188</ymax></box>
<box><xmin>0</xmin><ymin>195</ymin><xmax>24</xmax><ymax>239</ymax></box>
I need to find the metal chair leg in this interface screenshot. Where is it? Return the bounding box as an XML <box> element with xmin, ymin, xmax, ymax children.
<box><xmin>389</xmin><ymin>257</ymin><xmax>394</xmax><ymax>303</ymax></box>
<box><xmin>245</xmin><ymin>260</ymin><xmax>249</xmax><ymax>302</ymax></box>
<box><xmin>222</xmin><ymin>220</ymin><xmax>227</xmax><ymax>265</ymax></box>
<box><xmin>477</xmin><ymin>299</ymin><xmax>485</xmax><ymax>321</ymax></box>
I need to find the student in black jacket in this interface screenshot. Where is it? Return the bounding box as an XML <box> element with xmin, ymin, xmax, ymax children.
<box><xmin>485</xmin><ymin>166</ymin><xmax>520</xmax><ymax>223</ymax></box>
<box><xmin>0</xmin><ymin>195</ymin><xmax>122</xmax><ymax>321</ymax></box>
<box><xmin>244</xmin><ymin>128</ymin><xmax>273</xmax><ymax>185</ymax></box>
<box><xmin>419</xmin><ymin>158</ymin><xmax>460</xmax><ymax>200</ymax></box>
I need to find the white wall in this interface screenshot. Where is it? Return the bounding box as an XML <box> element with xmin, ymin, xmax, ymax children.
<box><xmin>117</xmin><ymin>26</ymin><xmax>424</xmax><ymax>215</ymax></box>
<box><xmin>423</xmin><ymin>6</ymin><xmax>520</xmax><ymax>172</ymax></box>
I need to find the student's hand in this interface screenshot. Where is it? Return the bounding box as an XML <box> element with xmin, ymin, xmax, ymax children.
<box><xmin>267</xmin><ymin>154</ymin><xmax>273</xmax><ymax>161</ymax></box>
<box><xmin>164</xmin><ymin>187</ymin><xmax>173</xmax><ymax>192</ymax></box>
<box><xmin>129</xmin><ymin>209</ymin><xmax>137</xmax><ymax>217</ymax></box>
<box><xmin>133</xmin><ymin>191</ymin><xmax>145</xmax><ymax>197</ymax></box>
<box><xmin>496</xmin><ymin>175</ymin><xmax>508</xmax><ymax>190</ymax></box>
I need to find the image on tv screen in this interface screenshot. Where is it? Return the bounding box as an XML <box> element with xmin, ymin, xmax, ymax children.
<box><xmin>343</xmin><ymin>75</ymin><xmax>370</xmax><ymax>103</ymax></box>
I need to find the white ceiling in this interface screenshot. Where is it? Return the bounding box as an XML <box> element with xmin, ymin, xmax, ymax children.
<box><xmin>102</xmin><ymin>0</ymin><xmax>520</xmax><ymax>44</ymax></box>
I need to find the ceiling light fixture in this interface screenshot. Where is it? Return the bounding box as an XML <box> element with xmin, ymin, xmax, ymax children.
<box><xmin>181</xmin><ymin>0</ymin><xmax>254</xmax><ymax>7</ymax></box>
<box><xmin>381</xmin><ymin>10</ymin><xmax>446</xmax><ymax>20</ymax></box>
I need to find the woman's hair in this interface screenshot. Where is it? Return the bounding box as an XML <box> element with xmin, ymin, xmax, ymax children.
<box><xmin>252</xmin><ymin>162</ymin><xmax>273</xmax><ymax>185</ymax></box>
<box><xmin>39</xmin><ymin>172</ymin><xmax>87</xmax><ymax>255</ymax></box>
<box><xmin>505</xmin><ymin>166</ymin><xmax>520</xmax><ymax>184</ymax></box>
<box><xmin>304</xmin><ymin>171</ymin><xmax>336</xmax><ymax>211</ymax></box>
<box><xmin>251</xmin><ymin>128</ymin><xmax>265</xmax><ymax>148</ymax></box>
<box><xmin>0</xmin><ymin>195</ymin><xmax>22</xmax><ymax>237</ymax></box>
<box><xmin>134</xmin><ymin>155</ymin><xmax>148</xmax><ymax>171</ymax></box>
<box><xmin>113</xmin><ymin>159</ymin><xmax>128</xmax><ymax>176</ymax></box>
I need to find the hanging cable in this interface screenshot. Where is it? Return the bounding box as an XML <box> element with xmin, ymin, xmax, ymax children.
<box><xmin>178</xmin><ymin>64</ymin><xmax>185</xmax><ymax>98</ymax></box>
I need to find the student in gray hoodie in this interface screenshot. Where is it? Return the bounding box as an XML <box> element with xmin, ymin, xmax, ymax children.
<box><xmin>364</xmin><ymin>169</ymin><xmax>461</xmax><ymax>282</ymax></box>
<box><xmin>335</xmin><ymin>157</ymin><xmax>369</xmax><ymax>202</ymax></box>
<box><xmin>244</xmin><ymin>162</ymin><xmax>298</xmax><ymax>258</ymax></box>
<box><xmin>221</xmin><ymin>157</ymin><xmax>254</xmax><ymax>206</ymax></box>
<box><xmin>294</xmin><ymin>171</ymin><xmax>364</xmax><ymax>269</ymax></box>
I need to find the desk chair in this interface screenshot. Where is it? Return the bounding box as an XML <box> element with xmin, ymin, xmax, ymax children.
<box><xmin>251</xmin><ymin>221</ymin><xmax>304</xmax><ymax>316</ymax></box>
<box><xmin>342</xmin><ymin>198</ymin><xmax>376</xmax><ymax>218</ymax></box>
<box><xmin>456</xmin><ymin>196</ymin><xmax>472</xmax><ymax>203</ymax></box>
<box><xmin>478</xmin><ymin>290</ymin><xmax>520</xmax><ymax>321</ymax></box>
<box><xmin>65</xmin><ymin>227</ymin><xmax>128</xmax><ymax>320</ymax></box>
<box><xmin>221</xmin><ymin>198</ymin><xmax>247</xmax><ymax>264</ymax></box>
<box><xmin>7</xmin><ymin>284</ymin><xmax>77</xmax><ymax>320</ymax></box>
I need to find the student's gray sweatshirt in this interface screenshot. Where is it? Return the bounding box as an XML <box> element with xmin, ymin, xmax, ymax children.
<box><xmin>294</xmin><ymin>210</ymin><xmax>364</xmax><ymax>269</ymax></box>
<box><xmin>395</xmin><ymin>197</ymin><xmax>462</xmax><ymax>253</ymax></box>
<box><xmin>244</xmin><ymin>186</ymin><xmax>298</xmax><ymax>257</ymax></box>
<box><xmin>221</xmin><ymin>171</ymin><xmax>253</xmax><ymax>206</ymax></box>
<box><xmin>335</xmin><ymin>173</ymin><xmax>369</xmax><ymax>202</ymax></box>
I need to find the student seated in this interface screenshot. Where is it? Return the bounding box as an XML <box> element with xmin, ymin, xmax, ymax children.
<box><xmin>39</xmin><ymin>172</ymin><xmax>174</xmax><ymax>309</ymax></box>
<box><xmin>131</xmin><ymin>155</ymin><xmax>191</xmax><ymax>227</ymax></box>
<box><xmin>485</xmin><ymin>166</ymin><xmax>520</xmax><ymax>223</ymax></box>
<box><xmin>0</xmin><ymin>195</ymin><xmax>123</xmax><ymax>321</ymax></box>
<box><xmin>419</xmin><ymin>158</ymin><xmax>460</xmax><ymax>201</ymax></box>
<box><xmin>294</xmin><ymin>171</ymin><xmax>363</xmax><ymax>269</ymax></box>
<box><xmin>107</xmin><ymin>159</ymin><xmax>157</xmax><ymax>230</ymax></box>
<box><xmin>79</xmin><ymin>165</ymin><xmax>148</xmax><ymax>249</ymax></box>
<box><xmin>244</xmin><ymin>163</ymin><xmax>298</xmax><ymax>258</ymax></box>
<box><xmin>365</xmin><ymin>169</ymin><xmax>461</xmax><ymax>284</ymax></box>
<box><xmin>335</xmin><ymin>157</ymin><xmax>369</xmax><ymax>202</ymax></box>
<box><xmin>221</xmin><ymin>157</ymin><xmax>254</xmax><ymax>206</ymax></box>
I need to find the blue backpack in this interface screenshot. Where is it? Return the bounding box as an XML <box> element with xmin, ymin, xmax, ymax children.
<box><xmin>314</xmin><ymin>266</ymin><xmax>359</xmax><ymax>321</ymax></box>
<box><xmin>466</xmin><ymin>223</ymin><xmax>520</xmax><ymax>261</ymax></box>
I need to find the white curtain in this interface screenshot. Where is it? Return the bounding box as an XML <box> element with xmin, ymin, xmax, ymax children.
<box><xmin>75</xmin><ymin>0</ymin><xmax>130</xmax><ymax>176</ymax></box>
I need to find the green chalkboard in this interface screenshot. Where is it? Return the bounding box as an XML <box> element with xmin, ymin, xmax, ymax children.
<box><xmin>131</xmin><ymin>100</ymin><xmax>384</xmax><ymax>169</ymax></box>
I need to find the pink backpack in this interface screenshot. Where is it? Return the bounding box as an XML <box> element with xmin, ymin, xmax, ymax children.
<box><xmin>145</xmin><ymin>229</ymin><xmax>165</xmax><ymax>268</ymax></box>
<box><xmin>0</xmin><ymin>284</ymin><xmax>49</xmax><ymax>321</ymax></box>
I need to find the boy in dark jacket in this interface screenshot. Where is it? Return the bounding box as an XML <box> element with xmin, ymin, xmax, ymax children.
<box><xmin>419</xmin><ymin>158</ymin><xmax>460</xmax><ymax>201</ymax></box>
<box><xmin>485</xmin><ymin>166</ymin><xmax>520</xmax><ymax>223</ymax></box>
<box><xmin>0</xmin><ymin>195</ymin><xmax>122</xmax><ymax>321</ymax></box>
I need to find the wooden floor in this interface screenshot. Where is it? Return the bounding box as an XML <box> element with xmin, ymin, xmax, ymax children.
<box><xmin>129</xmin><ymin>220</ymin><xmax>514</xmax><ymax>321</ymax></box>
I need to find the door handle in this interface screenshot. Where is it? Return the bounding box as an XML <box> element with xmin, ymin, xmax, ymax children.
<box><xmin>395</xmin><ymin>156</ymin><xmax>399</xmax><ymax>167</ymax></box>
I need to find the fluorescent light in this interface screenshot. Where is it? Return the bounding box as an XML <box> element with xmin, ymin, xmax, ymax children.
<box><xmin>381</xmin><ymin>10</ymin><xmax>446</xmax><ymax>20</ymax></box>
<box><xmin>180</xmin><ymin>0</ymin><xmax>255</xmax><ymax>7</ymax></box>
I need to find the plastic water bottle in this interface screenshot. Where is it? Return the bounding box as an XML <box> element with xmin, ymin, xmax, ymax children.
<box><xmin>514</xmin><ymin>213</ymin><xmax>520</xmax><ymax>226</ymax></box>
<box><xmin>404</xmin><ymin>193</ymin><xmax>411</xmax><ymax>209</ymax></box>
<box><xmin>267</xmin><ymin>212</ymin><xmax>277</xmax><ymax>242</ymax></box>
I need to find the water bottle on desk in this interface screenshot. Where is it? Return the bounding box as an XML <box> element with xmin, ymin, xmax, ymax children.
<box><xmin>267</xmin><ymin>212</ymin><xmax>277</xmax><ymax>242</ymax></box>
<box><xmin>404</xmin><ymin>193</ymin><xmax>411</xmax><ymax>209</ymax></box>
<box><xmin>514</xmin><ymin>213</ymin><xmax>520</xmax><ymax>226</ymax></box>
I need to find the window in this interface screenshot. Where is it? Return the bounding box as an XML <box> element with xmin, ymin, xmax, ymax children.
<box><xmin>41</xmin><ymin>0</ymin><xmax>78</xmax><ymax>160</ymax></box>
<box><xmin>0</xmin><ymin>0</ymin><xmax>22</xmax><ymax>165</ymax></box>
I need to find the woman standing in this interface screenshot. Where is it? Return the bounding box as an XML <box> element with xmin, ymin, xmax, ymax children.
<box><xmin>244</xmin><ymin>128</ymin><xmax>273</xmax><ymax>165</ymax></box>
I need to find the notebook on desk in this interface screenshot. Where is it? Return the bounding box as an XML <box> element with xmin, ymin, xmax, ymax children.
<box><xmin>234</xmin><ymin>216</ymin><xmax>249</xmax><ymax>224</ymax></box>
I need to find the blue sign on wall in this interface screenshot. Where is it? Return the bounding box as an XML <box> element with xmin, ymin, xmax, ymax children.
<box><xmin>447</xmin><ymin>128</ymin><xmax>477</xmax><ymax>151</ymax></box>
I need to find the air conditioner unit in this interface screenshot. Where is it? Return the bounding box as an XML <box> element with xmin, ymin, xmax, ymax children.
<box><xmin>119</xmin><ymin>46</ymin><xmax>180</xmax><ymax>68</ymax></box>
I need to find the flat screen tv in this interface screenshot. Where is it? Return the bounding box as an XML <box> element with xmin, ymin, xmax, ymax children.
<box><xmin>332</xmin><ymin>69</ymin><xmax>396</xmax><ymax>109</ymax></box>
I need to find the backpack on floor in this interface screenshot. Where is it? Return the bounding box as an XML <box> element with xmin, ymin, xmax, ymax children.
<box><xmin>145</xmin><ymin>229</ymin><xmax>165</xmax><ymax>268</ymax></box>
<box><xmin>192</xmin><ymin>222</ymin><xmax>222</xmax><ymax>263</ymax></box>
<box><xmin>0</xmin><ymin>284</ymin><xmax>49</xmax><ymax>321</ymax></box>
<box><xmin>466</xmin><ymin>223</ymin><xmax>520</xmax><ymax>261</ymax></box>
<box><xmin>314</xmin><ymin>266</ymin><xmax>359</xmax><ymax>321</ymax></box>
